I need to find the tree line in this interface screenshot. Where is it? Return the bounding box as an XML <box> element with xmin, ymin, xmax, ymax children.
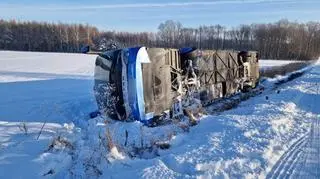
<box><xmin>1</xmin><ymin>19</ymin><xmax>320</xmax><ymax>60</ymax></box>
<box><xmin>0</xmin><ymin>19</ymin><xmax>99</xmax><ymax>52</ymax></box>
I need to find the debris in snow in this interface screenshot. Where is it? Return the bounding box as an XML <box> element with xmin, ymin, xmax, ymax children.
<box><xmin>108</xmin><ymin>146</ymin><xmax>125</xmax><ymax>160</ymax></box>
<box><xmin>105</xmin><ymin>127</ymin><xmax>115</xmax><ymax>150</ymax></box>
<box><xmin>37</xmin><ymin>121</ymin><xmax>47</xmax><ymax>140</ymax></box>
<box><xmin>63</xmin><ymin>123</ymin><xmax>75</xmax><ymax>132</ymax></box>
<box><xmin>154</xmin><ymin>141</ymin><xmax>171</xmax><ymax>150</ymax></box>
<box><xmin>184</xmin><ymin>109</ymin><xmax>198</xmax><ymax>126</ymax></box>
<box><xmin>18</xmin><ymin>122</ymin><xmax>28</xmax><ymax>135</ymax></box>
<box><xmin>43</xmin><ymin>169</ymin><xmax>55</xmax><ymax>176</ymax></box>
<box><xmin>175</xmin><ymin>121</ymin><xmax>190</xmax><ymax>132</ymax></box>
<box><xmin>124</xmin><ymin>130</ymin><xmax>128</xmax><ymax>146</ymax></box>
<box><xmin>46</xmin><ymin>136</ymin><xmax>74</xmax><ymax>152</ymax></box>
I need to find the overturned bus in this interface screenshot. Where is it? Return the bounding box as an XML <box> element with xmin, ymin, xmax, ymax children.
<box><xmin>93</xmin><ymin>47</ymin><xmax>259</xmax><ymax>123</ymax></box>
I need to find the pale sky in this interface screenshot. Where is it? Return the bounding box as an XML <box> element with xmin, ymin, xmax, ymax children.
<box><xmin>0</xmin><ymin>0</ymin><xmax>319</xmax><ymax>32</ymax></box>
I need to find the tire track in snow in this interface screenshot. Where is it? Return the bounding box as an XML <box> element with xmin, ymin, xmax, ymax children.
<box><xmin>284</xmin><ymin>144</ymin><xmax>306</xmax><ymax>178</ymax></box>
<box><xmin>267</xmin><ymin>133</ymin><xmax>308</xmax><ymax>179</ymax></box>
<box><xmin>293</xmin><ymin>117</ymin><xmax>320</xmax><ymax>179</ymax></box>
<box><xmin>290</xmin><ymin>145</ymin><xmax>308</xmax><ymax>178</ymax></box>
<box><xmin>268</xmin><ymin>117</ymin><xmax>320</xmax><ymax>179</ymax></box>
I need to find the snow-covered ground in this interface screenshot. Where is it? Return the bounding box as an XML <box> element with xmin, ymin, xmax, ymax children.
<box><xmin>0</xmin><ymin>51</ymin><xmax>98</xmax><ymax>178</ymax></box>
<box><xmin>259</xmin><ymin>59</ymin><xmax>300</xmax><ymax>68</ymax></box>
<box><xmin>0</xmin><ymin>51</ymin><xmax>319</xmax><ymax>178</ymax></box>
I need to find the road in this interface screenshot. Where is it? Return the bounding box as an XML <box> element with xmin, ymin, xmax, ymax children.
<box><xmin>267</xmin><ymin>65</ymin><xmax>320</xmax><ymax>179</ymax></box>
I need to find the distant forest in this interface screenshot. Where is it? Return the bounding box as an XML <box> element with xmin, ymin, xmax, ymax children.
<box><xmin>0</xmin><ymin>19</ymin><xmax>320</xmax><ymax>60</ymax></box>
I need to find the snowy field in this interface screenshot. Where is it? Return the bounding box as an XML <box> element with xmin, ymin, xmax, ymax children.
<box><xmin>259</xmin><ymin>59</ymin><xmax>300</xmax><ymax>68</ymax></box>
<box><xmin>0</xmin><ymin>51</ymin><xmax>319</xmax><ymax>178</ymax></box>
<box><xmin>0</xmin><ymin>51</ymin><xmax>98</xmax><ymax>178</ymax></box>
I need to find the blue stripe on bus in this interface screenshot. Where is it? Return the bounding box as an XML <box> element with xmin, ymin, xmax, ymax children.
<box><xmin>127</xmin><ymin>47</ymin><xmax>141</xmax><ymax>121</ymax></box>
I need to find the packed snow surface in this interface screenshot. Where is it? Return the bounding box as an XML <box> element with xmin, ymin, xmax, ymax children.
<box><xmin>0</xmin><ymin>51</ymin><xmax>319</xmax><ymax>178</ymax></box>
